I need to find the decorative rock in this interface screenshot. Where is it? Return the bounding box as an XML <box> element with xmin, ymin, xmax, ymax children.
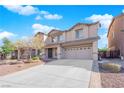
<box><xmin>101</xmin><ymin>63</ymin><xmax>121</xmax><ymax>73</ymax></box>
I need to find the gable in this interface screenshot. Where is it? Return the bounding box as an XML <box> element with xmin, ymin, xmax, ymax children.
<box><xmin>48</xmin><ymin>30</ymin><xmax>63</xmax><ymax>36</ymax></box>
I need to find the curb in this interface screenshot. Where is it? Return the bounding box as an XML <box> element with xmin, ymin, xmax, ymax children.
<box><xmin>89</xmin><ymin>61</ymin><xmax>102</xmax><ymax>88</ymax></box>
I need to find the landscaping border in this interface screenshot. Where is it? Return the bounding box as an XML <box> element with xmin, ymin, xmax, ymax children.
<box><xmin>89</xmin><ymin>61</ymin><xmax>101</xmax><ymax>88</ymax></box>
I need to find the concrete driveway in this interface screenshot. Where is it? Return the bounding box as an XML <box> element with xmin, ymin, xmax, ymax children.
<box><xmin>0</xmin><ymin>59</ymin><xmax>93</xmax><ymax>88</ymax></box>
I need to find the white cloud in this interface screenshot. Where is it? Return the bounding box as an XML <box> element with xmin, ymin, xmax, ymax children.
<box><xmin>85</xmin><ymin>14</ymin><xmax>113</xmax><ymax>29</ymax></box>
<box><xmin>98</xmin><ymin>33</ymin><xmax>108</xmax><ymax>48</ymax></box>
<box><xmin>40</xmin><ymin>11</ymin><xmax>49</xmax><ymax>15</ymax></box>
<box><xmin>32</xmin><ymin>23</ymin><xmax>59</xmax><ymax>34</ymax></box>
<box><xmin>122</xmin><ymin>9</ymin><xmax>124</xmax><ymax>13</ymax></box>
<box><xmin>0</xmin><ymin>31</ymin><xmax>16</xmax><ymax>39</ymax></box>
<box><xmin>38</xmin><ymin>11</ymin><xmax>63</xmax><ymax>20</ymax></box>
<box><xmin>44</xmin><ymin>14</ymin><xmax>63</xmax><ymax>20</ymax></box>
<box><xmin>21</xmin><ymin>36</ymin><xmax>29</xmax><ymax>39</ymax></box>
<box><xmin>35</xmin><ymin>15</ymin><xmax>42</xmax><ymax>20</ymax></box>
<box><xmin>3</xmin><ymin>5</ymin><xmax>38</xmax><ymax>16</ymax></box>
<box><xmin>3</xmin><ymin>5</ymin><xmax>63</xmax><ymax>20</ymax></box>
<box><xmin>40</xmin><ymin>10</ymin><xmax>63</xmax><ymax>20</ymax></box>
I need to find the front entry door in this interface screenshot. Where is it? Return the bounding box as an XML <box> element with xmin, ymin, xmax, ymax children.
<box><xmin>48</xmin><ymin>48</ymin><xmax>53</xmax><ymax>58</ymax></box>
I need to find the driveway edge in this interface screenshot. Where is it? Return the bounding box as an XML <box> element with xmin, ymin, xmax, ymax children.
<box><xmin>89</xmin><ymin>61</ymin><xmax>102</xmax><ymax>88</ymax></box>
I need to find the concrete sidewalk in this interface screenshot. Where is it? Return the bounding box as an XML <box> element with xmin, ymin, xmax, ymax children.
<box><xmin>0</xmin><ymin>59</ymin><xmax>93</xmax><ymax>88</ymax></box>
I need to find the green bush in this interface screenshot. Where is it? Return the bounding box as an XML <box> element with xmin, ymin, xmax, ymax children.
<box><xmin>98</xmin><ymin>48</ymin><xmax>107</xmax><ymax>52</ymax></box>
<box><xmin>24</xmin><ymin>57</ymin><xmax>41</xmax><ymax>63</ymax></box>
<box><xmin>102</xmin><ymin>63</ymin><xmax>121</xmax><ymax>73</ymax></box>
<box><xmin>32</xmin><ymin>56</ymin><xmax>39</xmax><ymax>60</ymax></box>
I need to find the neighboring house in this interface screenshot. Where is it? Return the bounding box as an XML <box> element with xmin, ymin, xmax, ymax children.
<box><xmin>35</xmin><ymin>32</ymin><xmax>47</xmax><ymax>43</ymax></box>
<box><xmin>11</xmin><ymin>32</ymin><xmax>46</xmax><ymax>59</ymax></box>
<box><xmin>107</xmin><ymin>13</ymin><xmax>124</xmax><ymax>58</ymax></box>
<box><xmin>44</xmin><ymin>22</ymin><xmax>100</xmax><ymax>60</ymax></box>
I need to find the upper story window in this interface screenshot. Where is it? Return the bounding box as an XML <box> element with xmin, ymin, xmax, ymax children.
<box><xmin>75</xmin><ymin>30</ymin><xmax>83</xmax><ymax>39</ymax></box>
<box><xmin>51</xmin><ymin>35</ymin><xmax>64</xmax><ymax>43</ymax></box>
<box><xmin>58</xmin><ymin>35</ymin><xmax>64</xmax><ymax>42</ymax></box>
<box><xmin>120</xmin><ymin>29</ymin><xmax>124</xmax><ymax>32</ymax></box>
<box><xmin>51</xmin><ymin>36</ymin><xmax>57</xmax><ymax>42</ymax></box>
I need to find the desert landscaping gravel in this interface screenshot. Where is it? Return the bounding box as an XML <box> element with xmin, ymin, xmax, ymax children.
<box><xmin>99</xmin><ymin>67</ymin><xmax>124</xmax><ymax>88</ymax></box>
<box><xmin>0</xmin><ymin>61</ymin><xmax>43</xmax><ymax>76</ymax></box>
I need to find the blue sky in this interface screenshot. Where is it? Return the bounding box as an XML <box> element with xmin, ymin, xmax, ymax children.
<box><xmin>0</xmin><ymin>5</ymin><xmax>124</xmax><ymax>48</ymax></box>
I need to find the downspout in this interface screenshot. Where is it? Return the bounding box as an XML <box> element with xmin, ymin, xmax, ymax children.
<box><xmin>88</xmin><ymin>26</ymin><xmax>89</xmax><ymax>38</ymax></box>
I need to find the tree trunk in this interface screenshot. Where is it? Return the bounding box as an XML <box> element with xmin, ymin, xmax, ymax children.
<box><xmin>17</xmin><ymin>49</ymin><xmax>20</xmax><ymax>60</ymax></box>
<box><xmin>4</xmin><ymin>54</ymin><xmax>6</xmax><ymax>59</ymax></box>
<box><xmin>29</xmin><ymin>49</ymin><xmax>32</xmax><ymax>59</ymax></box>
<box><xmin>35</xmin><ymin>49</ymin><xmax>38</xmax><ymax>56</ymax></box>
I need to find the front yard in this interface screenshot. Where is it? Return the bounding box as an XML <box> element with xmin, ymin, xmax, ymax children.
<box><xmin>1</xmin><ymin>58</ymin><xmax>124</xmax><ymax>88</ymax></box>
<box><xmin>99</xmin><ymin>58</ymin><xmax>124</xmax><ymax>88</ymax></box>
<box><xmin>99</xmin><ymin>65</ymin><xmax>124</xmax><ymax>88</ymax></box>
<box><xmin>0</xmin><ymin>60</ymin><xmax>44</xmax><ymax>76</ymax></box>
<box><xmin>0</xmin><ymin>59</ymin><xmax>92</xmax><ymax>88</ymax></box>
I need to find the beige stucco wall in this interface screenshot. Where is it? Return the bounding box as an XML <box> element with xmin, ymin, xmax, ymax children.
<box><xmin>45</xmin><ymin>41</ymin><xmax>98</xmax><ymax>60</ymax></box>
<box><xmin>45</xmin><ymin>23</ymin><xmax>99</xmax><ymax>44</ymax></box>
<box><xmin>44</xmin><ymin>23</ymin><xmax>100</xmax><ymax>60</ymax></box>
<box><xmin>65</xmin><ymin>25</ymin><xmax>89</xmax><ymax>41</ymax></box>
<box><xmin>45</xmin><ymin>36</ymin><xmax>52</xmax><ymax>44</ymax></box>
<box><xmin>57</xmin><ymin>45</ymin><xmax>62</xmax><ymax>59</ymax></box>
<box><xmin>45</xmin><ymin>49</ymin><xmax>48</xmax><ymax>58</ymax></box>
<box><xmin>92</xmin><ymin>41</ymin><xmax>98</xmax><ymax>60</ymax></box>
<box><xmin>108</xmin><ymin>15</ymin><xmax>124</xmax><ymax>57</ymax></box>
<box><xmin>43</xmin><ymin>35</ymin><xmax>47</xmax><ymax>42</ymax></box>
<box><xmin>52</xmin><ymin>48</ymin><xmax>57</xmax><ymax>58</ymax></box>
<box><xmin>89</xmin><ymin>24</ymin><xmax>99</xmax><ymax>37</ymax></box>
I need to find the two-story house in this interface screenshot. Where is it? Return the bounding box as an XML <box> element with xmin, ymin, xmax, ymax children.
<box><xmin>44</xmin><ymin>22</ymin><xmax>100</xmax><ymax>60</ymax></box>
<box><xmin>107</xmin><ymin>13</ymin><xmax>124</xmax><ymax>58</ymax></box>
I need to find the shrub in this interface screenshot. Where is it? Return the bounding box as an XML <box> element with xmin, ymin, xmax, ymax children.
<box><xmin>102</xmin><ymin>63</ymin><xmax>121</xmax><ymax>73</ymax></box>
<box><xmin>24</xmin><ymin>57</ymin><xmax>41</xmax><ymax>63</ymax></box>
<box><xmin>24</xmin><ymin>59</ymin><xmax>33</xmax><ymax>63</ymax></box>
<box><xmin>9</xmin><ymin>61</ymin><xmax>23</xmax><ymax>65</ymax></box>
<box><xmin>32</xmin><ymin>56</ymin><xmax>39</xmax><ymax>60</ymax></box>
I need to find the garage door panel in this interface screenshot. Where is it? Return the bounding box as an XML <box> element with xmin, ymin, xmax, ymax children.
<box><xmin>64</xmin><ymin>46</ymin><xmax>92</xmax><ymax>59</ymax></box>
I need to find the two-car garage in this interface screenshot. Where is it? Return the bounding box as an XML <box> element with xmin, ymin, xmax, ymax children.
<box><xmin>45</xmin><ymin>39</ymin><xmax>98</xmax><ymax>60</ymax></box>
<box><xmin>63</xmin><ymin>45</ymin><xmax>92</xmax><ymax>59</ymax></box>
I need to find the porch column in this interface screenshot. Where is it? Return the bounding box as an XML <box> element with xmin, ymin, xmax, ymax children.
<box><xmin>17</xmin><ymin>49</ymin><xmax>20</xmax><ymax>60</ymax></box>
<box><xmin>44</xmin><ymin>48</ymin><xmax>48</xmax><ymax>59</ymax></box>
<box><xmin>92</xmin><ymin>41</ymin><xmax>98</xmax><ymax>61</ymax></box>
<box><xmin>57</xmin><ymin>45</ymin><xmax>62</xmax><ymax>59</ymax></box>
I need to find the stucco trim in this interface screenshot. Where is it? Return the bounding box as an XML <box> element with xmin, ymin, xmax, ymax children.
<box><xmin>48</xmin><ymin>29</ymin><xmax>63</xmax><ymax>36</ymax></box>
<box><xmin>45</xmin><ymin>36</ymin><xmax>100</xmax><ymax>48</ymax></box>
<box><xmin>66</xmin><ymin>21</ymin><xmax>100</xmax><ymax>31</ymax></box>
<box><xmin>47</xmin><ymin>22</ymin><xmax>100</xmax><ymax>36</ymax></box>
